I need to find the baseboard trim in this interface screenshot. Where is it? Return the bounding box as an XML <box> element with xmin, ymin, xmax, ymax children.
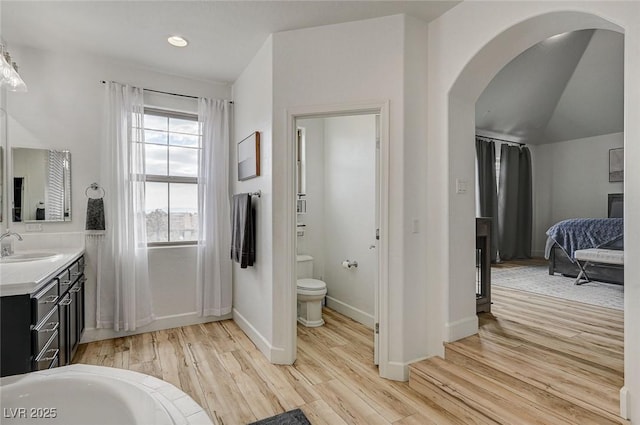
<box><xmin>82</xmin><ymin>311</ymin><xmax>231</xmax><ymax>343</ymax></box>
<box><xmin>233</xmin><ymin>308</ymin><xmax>272</xmax><ymax>359</ymax></box>
<box><xmin>620</xmin><ymin>386</ymin><xmax>629</xmax><ymax>419</ymax></box>
<box><xmin>233</xmin><ymin>308</ymin><xmax>291</xmax><ymax>364</ymax></box>
<box><xmin>387</xmin><ymin>354</ymin><xmax>431</xmax><ymax>381</ymax></box>
<box><xmin>325</xmin><ymin>296</ymin><xmax>374</xmax><ymax>329</ymax></box>
<box><xmin>531</xmin><ymin>249</ymin><xmax>545</xmax><ymax>258</ymax></box>
<box><xmin>444</xmin><ymin>315</ymin><xmax>478</xmax><ymax>342</ymax></box>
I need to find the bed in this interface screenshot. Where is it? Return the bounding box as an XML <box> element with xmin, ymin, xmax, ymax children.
<box><xmin>545</xmin><ymin>217</ymin><xmax>624</xmax><ymax>285</ymax></box>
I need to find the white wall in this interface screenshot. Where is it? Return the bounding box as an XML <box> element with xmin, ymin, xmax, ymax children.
<box><xmin>268</xmin><ymin>14</ymin><xmax>431</xmax><ymax>378</ymax></box>
<box><xmin>323</xmin><ymin>115</ymin><xmax>377</xmax><ymax>327</ymax></box>
<box><xmin>230</xmin><ymin>36</ymin><xmax>275</xmax><ymax>357</ymax></box>
<box><xmin>532</xmin><ymin>132</ymin><xmax>624</xmax><ymax>255</ymax></box>
<box><xmin>6</xmin><ymin>44</ymin><xmax>232</xmax><ymax>341</ymax></box>
<box><xmin>296</xmin><ymin>118</ymin><xmax>325</xmax><ymax>276</ymax></box>
<box><xmin>426</xmin><ymin>2</ymin><xmax>640</xmax><ymax>420</ymax></box>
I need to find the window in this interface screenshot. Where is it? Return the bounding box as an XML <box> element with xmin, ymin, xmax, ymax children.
<box><xmin>143</xmin><ymin>108</ymin><xmax>200</xmax><ymax>245</ymax></box>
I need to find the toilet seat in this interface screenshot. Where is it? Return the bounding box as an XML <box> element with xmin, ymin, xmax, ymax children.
<box><xmin>297</xmin><ymin>278</ymin><xmax>326</xmax><ymax>291</ymax></box>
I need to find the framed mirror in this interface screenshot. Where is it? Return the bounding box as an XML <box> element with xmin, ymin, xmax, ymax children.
<box><xmin>12</xmin><ymin>148</ymin><xmax>71</xmax><ymax>222</ymax></box>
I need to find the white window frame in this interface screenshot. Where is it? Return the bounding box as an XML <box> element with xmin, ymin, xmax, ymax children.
<box><xmin>144</xmin><ymin>108</ymin><xmax>199</xmax><ymax>247</ymax></box>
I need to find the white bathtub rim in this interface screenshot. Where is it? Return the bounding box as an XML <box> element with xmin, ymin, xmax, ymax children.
<box><xmin>0</xmin><ymin>364</ymin><xmax>212</xmax><ymax>425</ymax></box>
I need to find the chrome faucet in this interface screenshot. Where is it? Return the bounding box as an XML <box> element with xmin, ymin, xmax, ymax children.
<box><xmin>0</xmin><ymin>231</ymin><xmax>23</xmax><ymax>257</ymax></box>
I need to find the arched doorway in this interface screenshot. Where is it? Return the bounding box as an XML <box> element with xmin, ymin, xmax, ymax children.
<box><xmin>443</xmin><ymin>10</ymin><xmax>628</xmax><ymax>418</ymax></box>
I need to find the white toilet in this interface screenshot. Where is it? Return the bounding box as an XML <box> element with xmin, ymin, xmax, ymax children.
<box><xmin>296</xmin><ymin>254</ymin><xmax>327</xmax><ymax>327</ymax></box>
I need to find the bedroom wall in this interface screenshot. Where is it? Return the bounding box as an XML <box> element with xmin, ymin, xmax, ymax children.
<box><xmin>532</xmin><ymin>132</ymin><xmax>623</xmax><ymax>256</ymax></box>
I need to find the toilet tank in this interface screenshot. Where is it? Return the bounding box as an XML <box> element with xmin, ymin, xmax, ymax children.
<box><xmin>296</xmin><ymin>255</ymin><xmax>314</xmax><ymax>279</ymax></box>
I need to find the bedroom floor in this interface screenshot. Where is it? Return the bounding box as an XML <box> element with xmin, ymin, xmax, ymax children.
<box><xmin>491</xmin><ymin>258</ymin><xmax>623</xmax><ymax>310</ymax></box>
<box><xmin>411</xmin><ymin>285</ymin><xmax>625</xmax><ymax>424</ymax></box>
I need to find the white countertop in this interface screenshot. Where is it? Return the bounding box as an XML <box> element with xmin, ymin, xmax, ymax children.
<box><xmin>0</xmin><ymin>248</ymin><xmax>85</xmax><ymax>296</ymax></box>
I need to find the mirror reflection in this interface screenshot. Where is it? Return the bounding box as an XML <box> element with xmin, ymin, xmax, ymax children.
<box><xmin>12</xmin><ymin>148</ymin><xmax>71</xmax><ymax>222</ymax></box>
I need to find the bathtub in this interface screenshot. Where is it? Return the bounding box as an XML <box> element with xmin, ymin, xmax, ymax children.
<box><xmin>0</xmin><ymin>364</ymin><xmax>212</xmax><ymax>425</ymax></box>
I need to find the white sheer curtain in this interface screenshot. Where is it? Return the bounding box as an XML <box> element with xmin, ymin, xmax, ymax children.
<box><xmin>196</xmin><ymin>98</ymin><xmax>232</xmax><ymax>316</ymax></box>
<box><xmin>97</xmin><ymin>82</ymin><xmax>154</xmax><ymax>331</ymax></box>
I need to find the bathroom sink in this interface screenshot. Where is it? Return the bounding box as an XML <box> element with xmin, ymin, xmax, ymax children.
<box><xmin>0</xmin><ymin>252</ymin><xmax>60</xmax><ymax>263</ymax></box>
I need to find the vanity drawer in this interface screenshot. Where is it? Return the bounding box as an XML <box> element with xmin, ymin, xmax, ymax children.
<box><xmin>32</xmin><ymin>281</ymin><xmax>59</xmax><ymax>325</ymax></box>
<box><xmin>69</xmin><ymin>259</ymin><xmax>84</xmax><ymax>283</ymax></box>
<box><xmin>58</xmin><ymin>268</ymin><xmax>72</xmax><ymax>292</ymax></box>
<box><xmin>34</xmin><ymin>331</ymin><xmax>59</xmax><ymax>371</ymax></box>
<box><xmin>32</xmin><ymin>306</ymin><xmax>59</xmax><ymax>355</ymax></box>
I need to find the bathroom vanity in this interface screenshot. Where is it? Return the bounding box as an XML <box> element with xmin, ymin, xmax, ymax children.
<box><xmin>0</xmin><ymin>249</ymin><xmax>85</xmax><ymax>377</ymax></box>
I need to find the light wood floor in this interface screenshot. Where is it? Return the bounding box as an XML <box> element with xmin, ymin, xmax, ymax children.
<box><xmin>411</xmin><ymin>285</ymin><xmax>625</xmax><ymax>425</ymax></box>
<box><xmin>74</xmin><ymin>286</ymin><xmax>624</xmax><ymax>425</ymax></box>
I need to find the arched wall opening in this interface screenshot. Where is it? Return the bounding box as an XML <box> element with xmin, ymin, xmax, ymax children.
<box><xmin>444</xmin><ymin>9</ymin><xmax>628</xmax><ymax>416</ymax></box>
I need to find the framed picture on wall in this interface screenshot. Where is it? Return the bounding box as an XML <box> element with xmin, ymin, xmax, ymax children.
<box><xmin>609</xmin><ymin>148</ymin><xmax>624</xmax><ymax>182</ymax></box>
<box><xmin>238</xmin><ymin>132</ymin><xmax>261</xmax><ymax>181</ymax></box>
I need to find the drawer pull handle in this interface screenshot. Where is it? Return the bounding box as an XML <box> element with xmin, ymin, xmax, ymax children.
<box><xmin>60</xmin><ymin>280</ymin><xmax>72</xmax><ymax>286</ymax></box>
<box><xmin>40</xmin><ymin>322</ymin><xmax>59</xmax><ymax>333</ymax></box>
<box><xmin>59</xmin><ymin>297</ymin><xmax>72</xmax><ymax>306</ymax></box>
<box><xmin>70</xmin><ymin>286</ymin><xmax>82</xmax><ymax>293</ymax></box>
<box><xmin>71</xmin><ymin>272</ymin><xmax>82</xmax><ymax>277</ymax></box>
<box><xmin>39</xmin><ymin>348</ymin><xmax>59</xmax><ymax>362</ymax></box>
<box><xmin>42</xmin><ymin>295</ymin><xmax>59</xmax><ymax>304</ymax></box>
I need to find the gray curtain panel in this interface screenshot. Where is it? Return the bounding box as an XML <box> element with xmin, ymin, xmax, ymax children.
<box><xmin>498</xmin><ymin>144</ymin><xmax>532</xmax><ymax>260</ymax></box>
<box><xmin>475</xmin><ymin>139</ymin><xmax>499</xmax><ymax>262</ymax></box>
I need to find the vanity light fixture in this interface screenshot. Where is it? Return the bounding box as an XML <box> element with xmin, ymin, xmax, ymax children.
<box><xmin>167</xmin><ymin>35</ymin><xmax>188</xmax><ymax>48</ymax></box>
<box><xmin>0</xmin><ymin>44</ymin><xmax>27</xmax><ymax>92</ymax></box>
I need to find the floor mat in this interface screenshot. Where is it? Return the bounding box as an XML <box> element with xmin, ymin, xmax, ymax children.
<box><xmin>248</xmin><ymin>409</ymin><xmax>311</xmax><ymax>425</ymax></box>
<box><xmin>492</xmin><ymin>264</ymin><xmax>623</xmax><ymax>310</ymax></box>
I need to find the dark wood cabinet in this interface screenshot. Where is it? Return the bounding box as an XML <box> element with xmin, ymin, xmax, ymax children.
<box><xmin>476</xmin><ymin>218</ymin><xmax>491</xmax><ymax>314</ymax></box>
<box><xmin>1</xmin><ymin>255</ymin><xmax>85</xmax><ymax>377</ymax></box>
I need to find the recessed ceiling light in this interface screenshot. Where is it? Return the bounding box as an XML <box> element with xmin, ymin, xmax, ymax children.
<box><xmin>168</xmin><ymin>36</ymin><xmax>188</xmax><ymax>47</ymax></box>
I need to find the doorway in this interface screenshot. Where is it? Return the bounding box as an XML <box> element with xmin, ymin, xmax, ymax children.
<box><xmin>286</xmin><ymin>102</ymin><xmax>390</xmax><ymax>376</ymax></box>
<box><xmin>441</xmin><ymin>11</ymin><xmax>628</xmax><ymax>418</ymax></box>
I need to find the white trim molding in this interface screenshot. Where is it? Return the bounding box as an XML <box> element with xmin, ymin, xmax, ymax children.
<box><xmin>385</xmin><ymin>356</ymin><xmax>431</xmax><ymax>382</ymax></box>
<box><xmin>232</xmin><ymin>308</ymin><xmax>290</xmax><ymax>363</ymax></box>
<box><xmin>444</xmin><ymin>315</ymin><xmax>479</xmax><ymax>343</ymax></box>
<box><xmin>620</xmin><ymin>386</ymin><xmax>629</xmax><ymax>419</ymax></box>
<box><xmin>82</xmin><ymin>311</ymin><xmax>231</xmax><ymax>343</ymax></box>
<box><xmin>326</xmin><ymin>296</ymin><xmax>374</xmax><ymax>329</ymax></box>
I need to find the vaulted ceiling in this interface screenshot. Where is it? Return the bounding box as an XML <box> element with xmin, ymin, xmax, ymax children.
<box><xmin>475</xmin><ymin>29</ymin><xmax>624</xmax><ymax>145</ymax></box>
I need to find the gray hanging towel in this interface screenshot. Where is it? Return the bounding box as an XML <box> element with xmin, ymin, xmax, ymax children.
<box><xmin>231</xmin><ymin>193</ymin><xmax>255</xmax><ymax>268</ymax></box>
<box><xmin>86</xmin><ymin>198</ymin><xmax>106</xmax><ymax>231</ymax></box>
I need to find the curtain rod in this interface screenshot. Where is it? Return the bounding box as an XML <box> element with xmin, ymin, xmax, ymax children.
<box><xmin>100</xmin><ymin>80</ymin><xmax>233</xmax><ymax>104</ymax></box>
<box><xmin>476</xmin><ymin>134</ymin><xmax>525</xmax><ymax>146</ymax></box>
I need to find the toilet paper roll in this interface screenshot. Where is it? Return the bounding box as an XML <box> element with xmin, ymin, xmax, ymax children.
<box><xmin>342</xmin><ymin>261</ymin><xmax>350</xmax><ymax>269</ymax></box>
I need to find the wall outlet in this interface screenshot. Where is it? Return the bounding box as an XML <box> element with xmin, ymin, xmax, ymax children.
<box><xmin>25</xmin><ymin>223</ymin><xmax>43</xmax><ymax>232</ymax></box>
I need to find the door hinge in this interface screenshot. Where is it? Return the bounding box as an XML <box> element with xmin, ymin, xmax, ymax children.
<box><xmin>375</xmin><ymin>323</ymin><xmax>379</xmax><ymax>334</ymax></box>
<box><xmin>376</xmin><ymin>228</ymin><xmax>380</xmax><ymax>240</ymax></box>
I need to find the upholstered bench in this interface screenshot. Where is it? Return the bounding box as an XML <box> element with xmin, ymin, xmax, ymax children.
<box><xmin>574</xmin><ymin>248</ymin><xmax>624</xmax><ymax>285</ymax></box>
